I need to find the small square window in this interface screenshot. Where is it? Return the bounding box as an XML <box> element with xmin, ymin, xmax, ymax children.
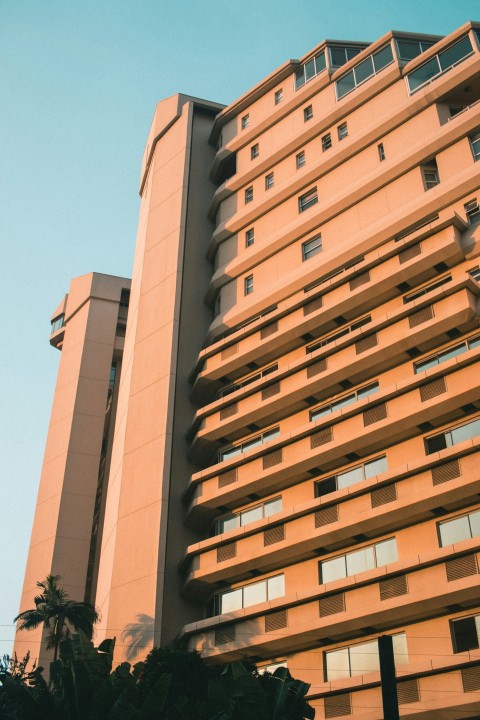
<box><xmin>245</xmin><ymin>186</ymin><xmax>254</xmax><ymax>204</ymax></box>
<box><xmin>470</xmin><ymin>133</ymin><xmax>480</xmax><ymax>161</ymax></box>
<box><xmin>296</xmin><ymin>151</ymin><xmax>306</xmax><ymax>169</ymax></box>
<box><xmin>321</xmin><ymin>133</ymin><xmax>332</xmax><ymax>151</ymax></box>
<box><xmin>251</xmin><ymin>144</ymin><xmax>259</xmax><ymax>160</ymax></box>
<box><xmin>265</xmin><ymin>173</ymin><xmax>274</xmax><ymax>190</ymax></box>
<box><xmin>244</xmin><ymin>275</ymin><xmax>254</xmax><ymax>295</ymax></box>
<box><xmin>241</xmin><ymin>114</ymin><xmax>249</xmax><ymax>130</ymax></box>
<box><xmin>304</xmin><ymin>105</ymin><xmax>313</xmax><ymax>121</ymax></box>
<box><xmin>302</xmin><ymin>234</ymin><xmax>322</xmax><ymax>261</ymax></box>
<box><xmin>465</xmin><ymin>199</ymin><xmax>480</xmax><ymax>224</ymax></box>
<box><xmin>245</xmin><ymin>228</ymin><xmax>255</xmax><ymax>247</ymax></box>
<box><xmin>378</xmin><ymin>143</ymin><xmax>385</xmax><ymax>161</ymax></box>
<box><xmin>298</xmin><ymin>188</ymin><xmax>318</xmax><ymax>213</ymax></box>
<box><xmin>337</xmin><ymin>122</ymin><xmax>348</xmax><ymax>140</ymax></box>
<box><xmin>274</xmin><ymin>89</ymin><xmax>283</xmax><ymax>105</ymax></box>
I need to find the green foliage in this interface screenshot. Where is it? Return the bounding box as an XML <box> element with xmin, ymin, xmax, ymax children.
<box><xmin>0</xmin><ymin>635</ymin><xmax>315</xmax><ymax>720</ymax></box>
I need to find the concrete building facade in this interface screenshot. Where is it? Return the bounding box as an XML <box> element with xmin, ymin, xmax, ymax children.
<box><xmin>17</xmin><ymin>21</ymin><xmax>480</xmax><ymax>719</ymax></box>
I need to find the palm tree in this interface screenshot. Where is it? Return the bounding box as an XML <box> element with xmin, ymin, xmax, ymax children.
<box><xmin>14</xmin><ymin>575</ymin><xmax>100</xmax><ymax>662</ymax></box>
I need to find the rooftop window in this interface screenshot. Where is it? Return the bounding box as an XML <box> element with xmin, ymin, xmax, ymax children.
<box><xmin>395</xmin><ymin>38</ymin><xmax>436</xmax><ymax>62</ymax></box>
<box><xmin>294</xmin><ymin>50</ymin><xmax>326</xmax><ymax>90</ymax></box>
<box><xmin>329</xmin><ymin>45</ymin><xmax>365</xmax><ymax>68</ymax></box>
<box><xmin>406</xmin><ymin>35</ymin><xmax>474</xmax><ymax>93</ymax></box>
<box><xmin>51</xmin><ymin>315</ymin><xmax>65</xmax><ymax>333</ymax></box>
<box><xmin>336</xmin><ymin>44</ymin><xmax>394</xmax><ymax>99</ymax></box>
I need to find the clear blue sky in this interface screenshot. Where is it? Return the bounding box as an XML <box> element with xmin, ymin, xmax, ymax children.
<box><xmin>1</xmin><ymin>0</ymin><xmax>479</xmax><ymax>659</ymax></box>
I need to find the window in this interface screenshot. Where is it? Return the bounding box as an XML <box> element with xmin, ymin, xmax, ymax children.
<box><xmin>471</xmin><ymin>133</ymin><xmax>480</xmax><ymax>161</ymax></box>
<box><xmin>378</xmin><ymin>143</ymin><xmax>385</xmax><ymax>161</ymax></box>
<box><xmin>449</xmin><ymin>105</ymin><xmax>466</xmax><ymax>117</ymax></box>
<box><xmin>251</xmin><ymin>144</ymin><xmax>259</xmax><ymax>160</ymax></box>
<box><xmin>298</xmin><ymin>188</ymin><xmax>318</xmax><ymax>212</ymax></box>
<box><xmin>451</xmin><ymin>614</ymin><xmax>480</xmax><ymax>653</ymax></box>
<box><xmin>395</xmin><ymin>38</ymin><xmax>436</xmax><ymax>62</ymax></box>
<box><xmin>320</xmin><ymin>538</ymin><xmax>397</xmax><ymax>584</ymax></box>
<box><xmin>329</xmin><ymin>45</ymin><xmax>364</xmax><ymax>68</ymax></box>
<box><xmin>306</xmin><ymin>315</ymin><xmax>371</xmax><ymax>353</ymax></box>
<box><xmin>294</xmin><ymin>50</ymin><xmax>326</xmax><ymax>89</ymax></box>
<box><xmin>245</xmin><ymin>186</ymin><xmax>254</xmax><ymax>204</ymax></box>
<box><xmin>465</xmin><ymin>199</ymin><xmax>480</xmax><ymax>224</ymax></box>
<box><xmin>422</xmin><ymin>162</ymin><xmax>439</xmax><ymax>190</ymax></box>
<box><xmin>218</xmin><ymin>426</ymin><xmax>280</xmax><ymax>463</ymax></box>
<box><xmin>425</xmin><ymin>417</ymin><xmax>480</xmax><ymax>455</ymax></box>
<box><xmin>302</xmin><ymin>234</ymin><xmax>322</xmax><ymax>261</ymax></box>
<box><xmin>244</xmin><ymin>275</ymin><xmax>254</xmax><ymax>295</ymax></box>
<box><xmin>304</xmin><ymin>256</ymin><xmax>364</xmax><ymax>292</ymax></box>
<box><xmin>321</xmin><ymin>133</ymin><xmax>332</xmax><ymax>151</ymax></box>
<box><xmin>265</xmin><ymin>172</ymin><xmax>274</xmax><ymax>190</ymax></box>
<box><xmin>218</xmin><ymin>363</ymin><xmax>278</xmax><ymax>399</ymax></box>
<box><xmin>407</xmin><ymin>36</ymin><xmax>474</xmax><ymax>93</ymax></box>
<box><xmin>414</xmin><ymin>334</ymin><xmax>480</xmax><ymax>373</ymax></box>
<box><xmin>245</xmin><ymin>228</ymin><xmax>255</xmax><ymax>247</ymax></box>
<box><xmin>337</xmin><ymin>122</ymin><xmax>348</xmax><ymax>140</ymax></box>
<box><xmin>304</xmin><ymin>105</ymin><xmax>313</xmax><ymax>121</ymax></box>
<box><xmin>336</xmin><ymin>44</ymin><xmax>394</xmax><ymax>99</ymax></box>
<box><xmin>325</xmin><ymin>633</ymin><xmax>407</xmax><ymax>681</ymax></box>
<box><xmin>274</xmin><ymin>89</ymin><xmax>283</xmax><ymax>104</ymax></box>
<box><xmin>296</xmin><ymin>151</ymin><xmax>306</xmax><ymax>169</ymax></box>
<box><xmin>241</xmin><ymin>114</ymin><xmax>250</xmax><ymax>129</ymax></box>
<box><xmin>315</xmin><ymin>456</ymin><xmax>387</xmax><ymax>498</ymax></box>
<box><xmin>470</xmin><ymin>268</ymin><xmax>480</xmax><ymax>282</ymax></box>
<box><xmin>438</xmin><ymin>509</ymin><xmax>480</xmax><ymax>547</ymax></box>
<box><xmin>50</xmin><ymin>315</ymin><xmax>65</xmax><ymax>333</ymax></box>
<box><xmin>214</xmin><ymin>574</ymin><xmax>285</xmax><ymax>615</ymax></box>
<box><xmin>310</xmin><ymin>382</ymin><xmax>379</xmax><ymax>421</ymax></box>
<box><xmin>403</xmin><ymin>275</ymin><xmax>451</xmax><ymax>303</ymax></box>
<box><xmin>215</xmin><ymin>497</ymin><xmax>282</xmax><ymax>535</ymax></box>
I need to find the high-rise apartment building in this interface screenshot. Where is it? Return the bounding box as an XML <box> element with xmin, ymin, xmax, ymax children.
<box><xmin>17</xmin><ymin>20</ymin><xmax>480</xmax><ymax>719</ymax></box>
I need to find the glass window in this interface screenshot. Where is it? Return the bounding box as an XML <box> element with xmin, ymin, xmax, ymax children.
<box><xmin>265</xmin><ymin>173</ymin><xmax>274</xmax><ymax>190</ymax></box>
<box><xmin>470</xmin><ymin>133</ymin><xmax>480</xmax><ymax>161</ymax></box>
<box><xmin>321</xmin><ymin>133</ymin><xmax>332</xmax><ymax>151</ymax></box>
<box><xmin>407</xmin><ymin>36</ymin><xmax>473</xmax><ymax>93</ymax></box>
<box><xmin>304</xmin><ymin>105</ymin><xmax>313</xmax><ymax>121</ymax></box>
<box><xmin>378</xmin><ymin>143</ymin><xmax>385</xmax><ymax>161</ymax></box>
<box><xmin>302</xmin><ymin>234</ymin><xmax>322</xmax><ymax>261</ymax></box>
<box><xmin>422</xmin><ymin>164</ymin><xmax>439</xmax><ymax>190</ymax></box>
<box><xmin>245</xmin><ymin>186</ymin><xmax>253</xmax><ymax>204</ymax></box>
<box><xmin>337</xmin><ymin>122</ymin><xmax>348</xmax><ymax>140</ymax></box>
<box><xmin>251</xmin><ymin>144</ymin><xmax>259</xmax><ymax>160</ymax></box>
<box><xmin>306</xmin><ymin>315</ymin><xmax>371</xmax><ymax>353</ymax></box>
<box><xmin>241</xmin><ymin>114</ymin><xmax>249</xmax><ymax>129</ymax></box>
<box><xmin>316</xmin><ymin>456</ymin><xmax>387</xmax><ymax>499</ymax></box>
<box><xmin>296</xmin><ymin>151</ymin><xmax>306</xmax><ymax>169</ymax></box>
<box><xmin>218</xmin><ymin>427</ymin><xmax>280</xmax><ymax>463</ymax></box>
<box><xmin>245</xmin><ymin>228</ymin><xmax>254</xmax><ymax>247</ymax></box>
<box><xmin>403</xmin><ymin>275</ymin><xmax>450</xmax><ymax>303</ymax></box>
<box><xmin>396</xmin><ymin>39</ymin><xmax>435</xmax><ymax>62</ymax></box>
<box><xmin>218</xmin><ymin>362</ymin><xmax>278</xmax><ymax>399</ymax></box>
<box><xmin>295</xmin><ymin>51</ymin><xmax>326</xmax><ymax>90</ymax></box>
<box><xmin>274</xmin><ymin>89</ymin><xmax>283</xmax><ymax>105</ymax></box>
<box><xmin>325</xmin><ymin>634</ymin><xmax>407</xmax><ymax>680</ymax></box>
<box><xmin>465</xmin><ymin>199</ymin><xmax>480</xmax><ymax>224</ymax></box>
<box><xmin>215</xmin><ymin>574</ymin><xmax>285</xmax><ymax>615</ymax></box>
<box><xmin>216</xmin><ymin>499</ymin><xmax>281</xmax><ymax>535</ymax></box>
<box><xmin>336</xmin><ymin>44</ymin><xmax>394</xmax><ymax>99</ymax></box>
<box><xmin>438</xmin><ymin>510</ymin><xmax>480</xmax><ymax>546</ymax></box>
<box><xmin>424</xmin><ymin>418</ymin><xmax>480</xmax><ymax>455</ymax></box>
<box><xmin>298</xmin><ymin>188</ymin><xmax>318</xmax><ymax>212</ymax></box>
<box><xmin>451</xmin><ymin>615</ymin><xmax>480</xmax><ymax>652</ymax></box>
<box><xmin>413</xmin><ymin>336</ymin><xmax>480</xmax><ymax>374</ymax></box>
<box><xmin>310</xmin><ymin>382</ymin><xmax>378</xmax><ymax>421</ymax></box>
<box><xmin>50</xmin><ymin>315</ymin><xmax>65</xmax><ymax>333</ymax></box>
<box><xmin>244</xmin><ymin>275</ymin><xmax>254</xmax><ymax>295</ymax></box>
<box><xmin>364</xmin><ymin>455</ymin><xmax>388</xmax><ymax>478</ymax></box>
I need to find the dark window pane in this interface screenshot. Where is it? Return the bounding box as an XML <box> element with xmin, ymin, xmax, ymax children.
<box><xmin>425</xmin><ymin>433</ymin><xmax>448</xmax><ymax>454</ymax></box>
<box><xmin>315</xmin><ymin>51</ymin><xmax>326</xmax><ymax>73</ymax></box>
<box><xmin>408</xmin><ymin>56</ymin><xmax>440</xmax><ymax>91</ymax></box>
<box><xmin>295</xmin><ymin>68</ymin><xmax>305</xmax><ymax>89</ymax></box>
<box><xmin>453</xmin><ymin>616</ymin><xmax>479</xmax><ymax>652</ymax></box>
<box><xmin>330</xmin><ymin>47</ymin><xmax>347</xmax><ymax>66</ymax></box>
<box><xmin>337</xmin><ymin>71</ymin><xmax>355</xmax><ymax>98</ymax></box>
<box><xmin>354</xmin><ymin>56</ymin><xmax>374</xmax><ymax>84</ymax></box>
<box><xmin>397</xmin><ymin>39</ymin><xmax>423</xmax><ymax>61</ymax></box>
<box><xmin>305</xmin><ymin>58</ymin><xmax>316</xmax><ymax>81</ymax></box>
<box><xmin>373</xmin><ymin>44</ymin><xmax>394</xmax><ymax>70</ymax></box>
<box><xmin>439</xmin><ymin>36</ymin><xmax>473</xmax><ymax>71</ymax></box>
<box><xmin>316</xmin><ymin>476</ymin><xmax>337</xmax><ymax>497</ymax></box>
<box><xmin>346</xmin><ymin>47</ymin><xmax>363</xmax><ymax>61</ymax></box>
